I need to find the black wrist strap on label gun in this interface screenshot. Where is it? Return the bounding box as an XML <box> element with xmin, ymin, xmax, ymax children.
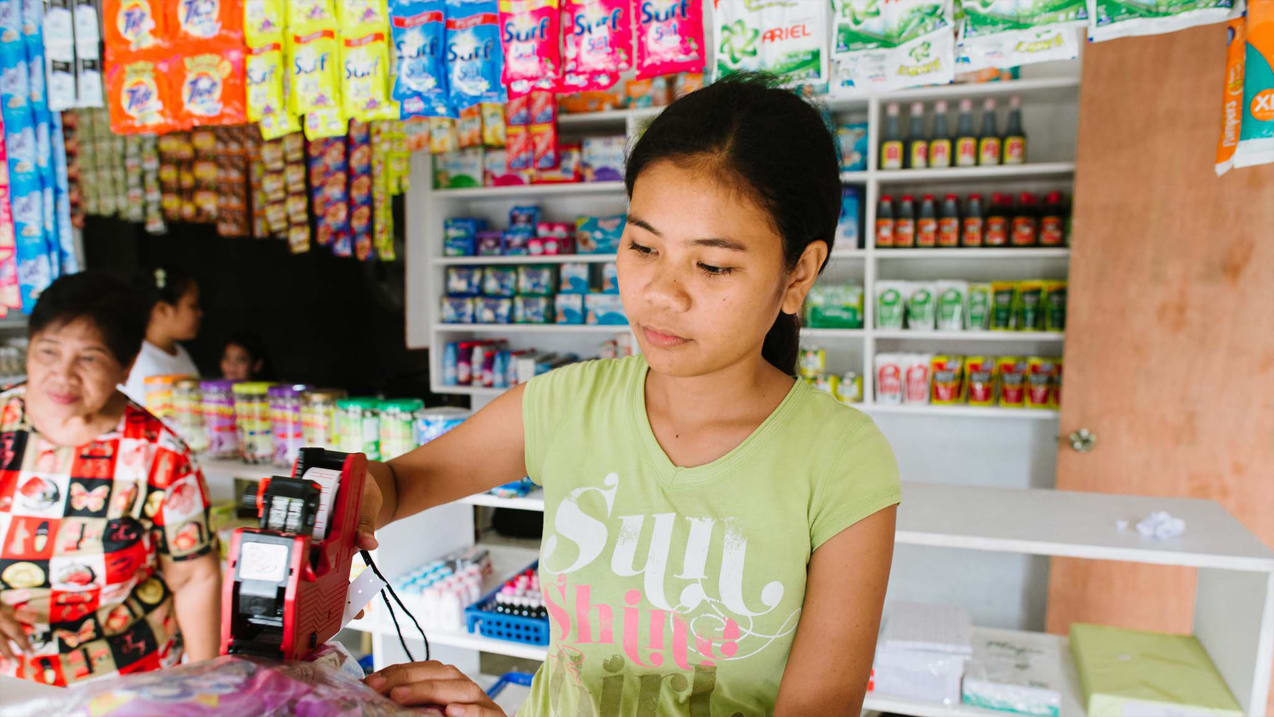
<box><xmin>361</xmin><ymin>549</ymin><xmax>431</xmax><ymax>662</ymax></box>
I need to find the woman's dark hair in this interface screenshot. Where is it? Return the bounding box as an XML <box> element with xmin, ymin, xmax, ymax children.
<box><xmin>135</xmin><ymin>265</ymin><xmax>198</xmax><ymax>313</ymax></box>
<box><xmin>29</xmin><ymin>271</ymin><xmax>148</xmax><ymax>366</ymax></box>
<box><xmin>624</xmin><ymin>73</ymin><xmax>841</xmax><ymax>376</ymax></box>
<box><xmin>224</xmin><ymin>330</ymin><xmax>273</xmax><ymax>379</ymax></box>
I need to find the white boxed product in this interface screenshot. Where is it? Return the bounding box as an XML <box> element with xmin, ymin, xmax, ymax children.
<box><xmin>962</xmin><ymin>631</ymin><xmax>1064</xmax><ymax>717</ymax></box>
<box><xmin>871</xmin><ymin>602</ymin><xmax>972</xmax><ymax>706</ymax></box>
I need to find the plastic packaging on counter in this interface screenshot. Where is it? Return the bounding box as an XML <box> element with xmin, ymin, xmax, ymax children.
<box><xmin>1</xmin><ymin>643</ymin><xmax>438</xmax><ymax>717</ymax></box>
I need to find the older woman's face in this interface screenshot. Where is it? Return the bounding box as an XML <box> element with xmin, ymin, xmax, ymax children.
<box><xmin>27</xmin><ymin>318</ymin><xmax>128</xmax><ymax>419</ymax></box>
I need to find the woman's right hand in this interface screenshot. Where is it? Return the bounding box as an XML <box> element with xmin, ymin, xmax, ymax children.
<box><xmin>0</xmin><ymin>603</ymin><xmax>33</xmax><ymax>660</ymax></box>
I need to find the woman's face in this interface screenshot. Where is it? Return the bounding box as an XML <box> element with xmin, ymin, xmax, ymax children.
<box><xmin>27</xmin><ymin>318</ymin><xmax>128</xmax><ymax>420</ymax></box>
<box><xmin>156</xmin><ymin>284</ymin><xmax>203</xmax><ymax>341</ymax></box>
<box><xmin>221</xmin><ymin>343</ymin><xmax>257</xmax><ymax>381</ymax></box>
<box><xmin>617</xmin><ymin>160</ymin><xmax>822</xmax><ymax>378</ymax></box>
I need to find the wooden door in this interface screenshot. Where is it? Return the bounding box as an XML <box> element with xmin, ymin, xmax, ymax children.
<box><xmin>1047</xmin><ymin>23</ymin><xmax>1274</xmax><ymax>710</ymax></box>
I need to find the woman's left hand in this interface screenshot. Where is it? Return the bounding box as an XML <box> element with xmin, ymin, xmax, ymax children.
<box><xmin>365</xmin><ymin>661</ymin><xmax>508</xmax><ymax>717</ymax></box>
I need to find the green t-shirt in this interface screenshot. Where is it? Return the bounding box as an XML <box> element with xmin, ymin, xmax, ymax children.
<box><xmin>520</xmin><ymin>356</ymin><xmax>900</xmax><ymax>717</ymax></box>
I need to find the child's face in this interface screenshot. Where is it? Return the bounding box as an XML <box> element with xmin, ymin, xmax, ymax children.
<box><xmin>221</xmin><ymin>343</ymin><xmax>255</xmax><ymax>381</ymax></box>
<box><xmin>618</xmin><ymin>160</ymin><xmax>816</xmax><ymax>378</ymax></box>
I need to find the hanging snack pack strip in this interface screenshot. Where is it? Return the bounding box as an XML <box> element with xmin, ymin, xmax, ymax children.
<box><xmin>284</xmin><ymin>131</ymin><xmax>310</xmax><ymax>252</ymax></box>
<box><xmin>445</xmin><ymin>0</ymin><xmax>505</xmax><ymax>111</ymax></box>
<box><xmin>498</xmin><ymin>0</ymin><xmax>560</xmax><ymax>96</ymax></box>
<box><xmin>832</xmin><ymin>0</ymin><xmax>953</xmax><ymax>93</ymax></box>
<box><xmin>1087</xmin><ymin>0</ymin><xmax>1239</xmax><ymax>41</ymax></box>
<box><xmin>560</xmin><ymin>0</ymin><xmax>632</xmax><ymax>91</ymax></box>
<box><xmin>391</xmin><ymin>0</ymin><xmax>451</xmax><ymax>117</ymax></box>
<box><xmin>716</xmin><ymin>0</ymin><xmax>829</xmax><ymax>89</ymax></box>
<box><xmin>1235</xmin><ymin>0</ymin><xmax>1274</xmax><ymax>168</ymax></box>
<box><xmin>1216</xmin><ymin>17</ymin><xmax>1246</xmax><ymax>175</ymax></box>
<box><xmin>632</xmin><ymin>0</ymin><xmax>705</xmax><ymax>78</ymax></box>
<box><xmin>348</xmin><ymin>119</ymin><xmax>374</xmax><ymax>260</ymax></box>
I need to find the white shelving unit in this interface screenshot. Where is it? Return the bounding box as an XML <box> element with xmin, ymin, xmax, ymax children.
<box><xmin>345</xmin><ymin>481</ymin><xmax>1274</xmax><ymax>716</ymax></box>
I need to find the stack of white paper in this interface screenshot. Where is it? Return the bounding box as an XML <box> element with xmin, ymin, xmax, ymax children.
<box><xmin>871</xmin><ymin>602</ymin><xmax>972</xmax><ymax>705</ymax></box>
<box><xmin>962</xmin><ymin>631</ymin><xmax>1063</xmax><ymax>716</ymax></box>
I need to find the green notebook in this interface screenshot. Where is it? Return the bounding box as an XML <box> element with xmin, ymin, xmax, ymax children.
<box><xmin>1069</xmin><ymin>623</ymin><xmax>1242</xmax><ymax>717</ymax></box>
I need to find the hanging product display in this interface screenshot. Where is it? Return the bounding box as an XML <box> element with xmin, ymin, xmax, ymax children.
<box><xmin>44</xmin><ymin>0</ymin><xmax>105</xmax><ymax>110</ymax></box>
<box><xmin>954</xmin><ymin>0</ymin><xmax>1085</xmax><ymax>72</ymax></box>
<box><xmin>391</xmin><ymin>0</ymin><xmax>452</xmax><ymax>117</ymax></box>
<box><xmin>1215</xmin><ymin>16</ymin><xmax>1245</xmax><ymax>175</ymax></box>
<box><xmin>715</xmin><ymin>0</ymin><xmax>830</xmax><ymax>88</ymax></box>
<box><xmin>1234</xmin><ymin>0</ymin><xmax>1274</xmax><ymax>168</ymax></box>
<box><xmin>832</xmin><ymin>0</ymin><xmax>954</xmax><ymax>92</ymax></box>
<box><xmin>445</xmin><ymin>0</ymin><xmax>505</xmax><ymax>109</ymax></box>
<box><xmin>339</xmin><ymin>0</ymin><xmax>398</xmax><ymax>122</ymax></box>
<box><xmin>498</xmin><ymin>0</ymin><xmax>561</xmax><ymax>97</ymax></box>
<box><xmin>633</xmin><ymin>0</ymin><xmax>706</xmax><ymax>78</ymax></box>
<box><xmin>1086</xmin><ymin>0</ymin><xmax>1240</xmax><ymax>41</ymax></box>
<box><xmin>560</xmin><ymin>0</ymin><xmax>633</xmax><ymax>91</ymax></box>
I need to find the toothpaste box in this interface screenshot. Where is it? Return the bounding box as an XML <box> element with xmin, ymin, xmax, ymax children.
<box><xmin>585</xmin><ymin>293</ymin><xmax>628</xmax><ymax>325</ymax></box>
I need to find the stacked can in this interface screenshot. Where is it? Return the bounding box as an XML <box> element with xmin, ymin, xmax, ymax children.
<box><xmin>268</xmin><ymin>384</ymin><xmax>309</xmax><ymax>467</ymax></box>
<box><xmin>301</xmin><ymin>389</ymin><xmax>345</xmax><ymax>450</ymax></box>
<box><xmin>201</xmin><ymin>379</ymin><xmax>240</xmax><ymax>458</ymax></box>
<box><xmin>232</xmin><ymin>382</ymin><xmax>275</xmax><ymax>463</ymax></box>
<box><xmin>378</xmin><ymin>399</ymin><xmax>423</xmax><ymax>460</ymax></box>
<box><xmin>172</xmin><ymin>378</ymin><xmax>207</xmax><ymax>453</ymax></box>
<box><xmin>143</xmin><ymin>374</ymin><xmax>189</xmax><ymax>421</ymax></box>
<box><xmin>336</xmin><ymin>397</ymin><xmax>381</xmax><ymax>460</ymax></box>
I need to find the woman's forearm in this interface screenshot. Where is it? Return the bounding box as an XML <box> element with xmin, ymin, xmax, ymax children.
<box><xmin>368</xmin><ymin>459</ymin><xmax>401</xmax><ymax>529</ymax></box>
<box><xmin>169</xmin><ymin>553</ymin><xmax>223</xmax><ymax>661</ymax></box>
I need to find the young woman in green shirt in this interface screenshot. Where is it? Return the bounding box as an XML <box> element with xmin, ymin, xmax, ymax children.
<box><xmin>359</xmin><ymin>74</ymin><xmax>901</xmax><ymax>717</ymax></box>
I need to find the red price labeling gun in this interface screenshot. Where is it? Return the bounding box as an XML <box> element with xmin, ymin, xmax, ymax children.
<box><xmin>220</xmin><ymin>448</ymin><xmax>366</xmax><ymax>660</ymax></box>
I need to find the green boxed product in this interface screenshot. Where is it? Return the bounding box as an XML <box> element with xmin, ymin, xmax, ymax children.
<box><xmin>1070</xmin><ymin>623</ymin><xmax>1241</xmax><ymax>717</ymax></box>
<box><xmin>968</xmin><ymin>283</ymin><xmax>992</xmax><ymax>330</ymax></box>
<box><xmin>876</xmin><ymin>281</ymin><xmax>907</xmax><ymax>330</ymax></box>
<box><xmin>990</xmin><ymin>281</ymin><xmax>1018</xmax><ymax>331</ymax></box>
<box><xmin>906</xmin><ymin>282</ymin><xmax>936</xmax><ymax>330</ymax></box>
<box><xmin>1015</xmin><ymin>280</ymin><xmax>1046</xmax><ymax>331</ymax></box>
<box><xmin>805</xmin><ymin>283</ymin><xmax>864</xmax><ymax>329</ymax></box>
<box><xmin>1044</xmin><ymin>280</ymin><xmax>1067</xmax><ymax>332</ymax></box>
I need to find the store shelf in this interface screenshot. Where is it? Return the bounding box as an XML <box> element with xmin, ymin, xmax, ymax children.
<box><xmin>433</xmin><ymin>385</ymin><xmax>507</xmax><ymax>397</ymax></box>
<box><xmin>828</xmin><ymin>249</ymin><xmax>867</xmax><ymax>259</ymax></box>
<box><xmin>460</xmin><ymin>489</ymin><xmax>545</xmax><ymax>511</ymax></box>
<box><xmin>800</xmin><ymin>328</ymin><xmax>865</xmax><ymax>339</ymax></box>
<box><xmin>197</xmin><ymin>457</ymin><xmax>273</xmax><ymax>504</ymax></box>
<box><xmin>863</xmin><ymin>404</ymin><xmax>1059</xmax><ymax>420</ymax></box>
<box><xmin>882</xmin><ymin>76</ymin><xmax>1081</xmax><ymax>104</ymax></box>
<box><xmin>841</xmin><ymin>171</ymin><xmax>871</xmax><ymax>183</ymax></box>
<box><xmin>435</xmin><ymin>181</ymin><xmax>626</xmax><ymax>199</ymax></box>
<box><xmin>874</xmin><ymin>163</ymin><xmax>1075</xmax><ymax>183</ymax></box>
<box><xmin>436</xmin><ymin>254</ymin><xmax>617</xmax><ymax>265</ymax></box>
<box><xmin>863</xmin><ymin>627</ymin><xmax>1083</xmax><ymax>717</ymax></box>
<box><xmin>875</xmin><ymin>248</ymin><xmax>1070</xmax><ymax>259</ymax></box>
<box><xmin>874</xmin><ymin>329</ymin><xmax>1064</xmax><ymax>342</ymax></box>
<box><xmin>436</xmin><ymin>323</ymin><xmax>629</xmax><ymax>334</ymax></box>
<box><xmin>898</xmin><ymin>482</ymin><xmax>1274</xmax><ymax>571</ymax></box>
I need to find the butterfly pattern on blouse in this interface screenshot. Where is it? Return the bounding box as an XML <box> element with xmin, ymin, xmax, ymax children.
<box><xmin>70</xmin><ymin>483</ymin><xmax>110</xmax><ymax>513</ymax></box>
<box><xmin>56</xmin><ymin>620</ymin><xmax>97</xmax><ymax>649</ymax></box>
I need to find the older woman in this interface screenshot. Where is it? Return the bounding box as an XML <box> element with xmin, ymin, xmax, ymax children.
<box><xmin>0</xmin><ymin>272</ymin><xmax>220</xmax><ymax>686</ymax></box>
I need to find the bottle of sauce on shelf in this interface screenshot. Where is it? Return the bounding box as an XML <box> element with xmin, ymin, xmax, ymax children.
<box><xmin>984</xmin><ymin>192</ymin><xmax>1011</xmax><ymax>246</ymax></box>
<box><xmin>1012</xmin><ymin>192</ymin><xmax>1039</xmax><ymax>246</ymax></box>
<box><xmin>929</xmin><ymin>101</ymin><xmax>952</xmax><ymax>169</ymax></box>
<box><xmin>907</xmin><ymin>102</ymin><xmax>928</xmax><ymax>169</ymax></box>
<box><xmin>978</xmin><ymin>98</ymin><xmax>1002</xmax><ymax>166</ymax></box>
<box><xmin>962</xmin><ymin>193</ymin><xmax>984</xmax><ymax>246</ymax></box>
<box><xmin>1002</xmin><ymin>95</ymin><xmax>1026</xmax><ymax>165</ymax></box>
<box><xmin>1039</xmin><ymin>191</ymin><xmax>1067</xmax><ymax>246</ymax></box>
<box><xmin>881</xmin><ymin>102</ymin><xmax>904</xmax><ymax>170</ymax></box>
<box><xmin>938</xmin><ymin>193</ymin><xmax>961</xmax><ymax>247</ymax></box>
<box><xmin>875</xmin><ymin>195</ymin><xmax>895</xmax><ymax>247</ymax></box>
<box><xmin>955</xmin><ymin>99</ymin><xmax>978</xmax><ymax>168</ymax></box>
<box><xmin>916</xmin><ymin>194</ymin><xmax>937</xmax><ymax>247</ymax></box>
<box><xmin>894</xmin><ymin>195</ymin><xmax>916</xmax><ymax>247</ymax></box>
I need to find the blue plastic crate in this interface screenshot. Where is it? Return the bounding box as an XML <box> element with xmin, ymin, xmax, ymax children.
<box><xmin>464</xmin><ymin>561</ymin><xmax>549</xmax><ymax>646</ymax></box>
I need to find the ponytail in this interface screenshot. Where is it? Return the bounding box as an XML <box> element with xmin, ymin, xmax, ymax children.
<box><xmin>762</xmin><ymin>312</ymin><xmax>801</xmax><ymax>376</ymax></box>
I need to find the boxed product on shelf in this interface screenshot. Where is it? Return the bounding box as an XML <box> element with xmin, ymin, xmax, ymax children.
<box><xmin>585</xmin><ymin>293</ymin><xmax>628</xmax><ymax>325</ymax></box>
<box><xmin>434</xmin><ymin>148</ymin><xmax>483</xmax><ymax>189</ymax></box>
<box><xmin>517</xmin><ymin>265</ymin><xmax>557</xmax><ymax>296</ymax></box>
<box><xmin>483</xmin><ymin>266</ymin><xmax>518</xmax><ymax>296</ymax></box>
<box><xmin>582</xmin><ymin>136</ymin><xmax>626</xmax><ymax>182</ymax></box>
<box><xmin>445</xmin><ymin>217</ymin><xmax>487</xmax><ymax>256</ymax></box>
<box><xmin>560</xmin><ymin>262</ymin><xmax>590</xmax><ymax>293</ymax></box>
<box><xmin>503</xmin><ymin>228</ymin><xmax>532</xmax><ymax>255</ymax></box>
<box><xmin>798</xmin><ymin>348</ymin><xmax>826</xmax><ymax>378</ymax></box>
<box><xmin>477</xmin><ymin>230</ymin><xmax>504</xmax><ymax>256</ymax></box>
<box><xmin>1070</xmin><ymin>623</ymin><xmax>1240</xmax><ymax>717</ymax></box>
<box><xmin>871</xmin><ymin>602</ymin><xmax>973</xmax><ymax>706</ymax></box>
<box><xmin>930</xmin><ymin>355</ymin><xmax>965</xmax><ymax>405</ymax></box>
<box><xmin>805</xmin><ymin>283</ymin><xmax>863</xmax><ymax>329</ymax></box>
<box><xmin>535</xmin><ymin>143</ymin><xmax>581</xmax><ymax>183</ymax></box>
<box><xmin>414</xmin><ymin>407</ymin><xmax>471</xmax><ymax>444</ymax></box>
<box><xmin>576</xmin><ymin>214</ymin><xmax>626</xmax><ymax>253</ymax></box>
<box><xmin>443</xmin><ymin>296</ymin><xmax>476</xmax><ymax>323</ymax></box>
<box><xmin>511</xmin><ymin>205</ymin><xmax>540</xmax><ymax>228</ymax></box>
<box><xmin>877</xmin><ymin>281</ymin><xmax>906</xmax><ymax>330</ymax></box>
<box><xmin>874</xmin><ymin>353</ymin><xmax>1062</xmax><ymax>409</ymax></box>
<box><xmin>805</xmin><ymin>372</ymin><xmax>862</xmax><ymax>405</ymax></box>
<box><xmin>876</xmin><ymin>279</ymin><xmax>1065</xmax><ymax>332</ymax></box>
<box><xmin>532</xmin><ymin>222</ymin><xmax>574</xmax><ymax>254</ymax></box>
<box><xmin>514</xmin><ymin>295</ymin><xmax>554</xmax><ymax>323</ymax></box>
<box><xmin>556</xmin><ymin>293</ymin><xmax>585</xmax><ymax>323</ymax></box>
<box><xmin>483</xmin><ymin>149</ymin><xmax>529</xmax><ymax>186</ymax></box>
<box><xmin>477</xmin><ymin>296</ymin><xmax>514</xmax><ymax>323</ymax></box>
<box><xmin>600</xmin><ymin>262</ymin><xmax>619</xmax><ymax>293</ymax></box>
<box><xmin>836</xmin><ymin>186</ymin><xmax>861</xmax><ymax>247</ymax></box>
<box><xmin>837</xmin><ymin>123</ymin><xmax>868</xmax><ymax>172</ymax></box>
<box><xmin>962</xmin><ymin>631</ymin><xmax>1065</xmax><ymax>716</ymax></box>
<box><xmin>446</xmin><ymin>266</ymin><xmax>483</xmax><ymax>296</ymax></box>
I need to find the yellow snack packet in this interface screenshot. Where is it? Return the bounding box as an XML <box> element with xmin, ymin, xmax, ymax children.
<box><xmin>341</xmin><ymin>30</ymin><xmax>396</xmax><ymax>122</ymax></box>
<box><xmin>243</xmin><ymin>0</ymin><xmax>286</xmax><ymax>47</ymax></box>
<box><xmin>290</xmin><ymin>28</ymin><xmax>342</xmax><ymax>115</ymax></box>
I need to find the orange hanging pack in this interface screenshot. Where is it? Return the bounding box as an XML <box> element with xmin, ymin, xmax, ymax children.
<box><xmin>173</xmin><ymin>40</ymin><xmax>248</xmax><ymax>127</ymax></box>
<box><xmin>105</xmin><ymin>53</ymin><xmax>178</xmax><ymax>134</ymax></box>
<box><xmin>102</xmin><ymin>0</ymin><xmax>167</xmax><ymax>57</ymax></box>
<box><xmin>169</xmin><ymin>0</ymin><xmax>245</xmax><ymax>43</ymax></box>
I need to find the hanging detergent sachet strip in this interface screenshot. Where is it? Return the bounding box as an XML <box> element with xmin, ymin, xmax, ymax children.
<box><xmin>24</xmin><ymin>0</ymin><xmax>62</xmax><ymax>283</ymax></box>
<box><xmin>560</xmin><ymin>0</ymin><xmax>632</xmax><ymax>91</ymax></box>
<box><xmin>102</xmin><ymin>0</ymin><xmax>166</xmax><ymax>56</ymax></box>
<box><xmin>716</xmin><ymin>0</ymin><xmax>830</xmax><ymax>89</ymax></box>
<box><xmin>445</xmin><ymin>0</ymin><xmax>504</xmax><ymax>110</ymax></box>
<box><xmin>342</xmin><ymin>29</ymin><xmax>398</xmax><ymax>121</ymax></box>
<box><xmin>0</xmin><ymin>110</ymin><xmax>17</xmax><ymax>313</ymax></box>
<box><xmin>175</xmin><ymin>41</ymin><xmax>248</xmax><ymax>127</ymax></box>
<box><xmin>105</xmin><ymin>53</ymin><xmax>177</xmax><ymax>133</ymax></box>
<box><xmin>340</xmin><ymin>0</ymin><xmax>391</xmax><ymax>29</ymax></box>
<box><xmin>73</xmin><ymin>0</ymin><xmax>103</xmax><ymax>107</ymax></box>
<box><xmin>170</xmin><ymin>0</ymin><xmax>243</xmax><ymax>42</ymax></box>
<box><xmin>390</xmin><ymin>0</ymin><xmax>452</xmax><ymax>117</ymax></box>
<box><xmin>43</xmin><ymin>0</ymin><xmax>75</xmax><ymax>111</ymax></box>
<box><xmin>50</xmin><ymin>111</ymin><xmax>75</xmax><ymax>273</ymax></box>
<box><xmin>1235</xmin><ymin>0</ymin><xmax>1274</xmax><ymax>167</ymax></box>
<box><xmin>1087</xmin><ymin>0</ymin><xmax>1240</xmax><ymax>41</ymax></box>
<box><xmin>633</xmin><ymin>0</ymin><xmax>705</xmax><ymax>78</ymax></box>
<box><xmin>956</xmin><ymin>26</ymin><xmax>1080</xmax><ymax>73</ymax></box>
<box><xmin>499</xmin><ymin>0</ymin><xmax>560</xmax><ymax>97</ymax></box>
<box><xmin>244</xmin><ymin>0</ymin><xmax>284</xmax><ymax>45</ymax></box>
<box><xmin>289</xmin><ymin>0</ymin><xmax>338</xmax><ymax>31</ymax></box>
<box><xmin>290</xmin><ymin>26</ymin><xmax>342</xmax><ymax>114</ymax></box>
<box><xmin>1216</xmin><ymin>16</ymin><xmax>1245</xmax><ymax>174</ymax></box>
<box><xmin>959</xmin><ymin>0</ymin><xmax>1086</xmax><ymax>41</ymax></box>
<box><xmin>831</xmin><ymin>0</ymin><xmax>952</xmax><ymax>93</ymax></box>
